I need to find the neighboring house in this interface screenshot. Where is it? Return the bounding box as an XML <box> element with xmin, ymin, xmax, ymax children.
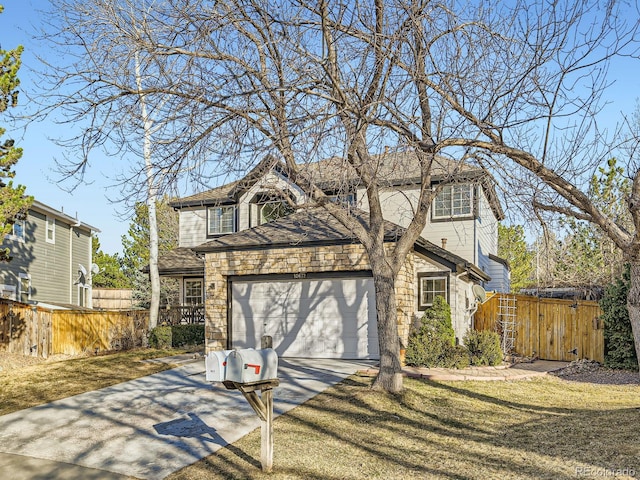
<box><xmin>160</xmin><ymin>151</ymin><xmax>510</xmax><ymax>358</ymax></box>
<box><xmin>0</xmin><ymin>200</ymin><xmax>99</xmax><ymax>308</ymax></box>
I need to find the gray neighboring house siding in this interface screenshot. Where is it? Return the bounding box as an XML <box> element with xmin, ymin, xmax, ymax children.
<box><xmin>0</xmin><ymin>200</ymin><xmax>99</xmax><ymax>307</ymax></box>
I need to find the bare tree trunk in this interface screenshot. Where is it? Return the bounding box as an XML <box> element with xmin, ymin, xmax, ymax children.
<box><xmin>370</xmin><ymin>255</ymin><xmax>403</xmax><ymax>393</ymax></box>
<box><xmin>626</xmin><ymin>262</ymin><xmax>640</xmax><ymax>374</ymax></box>
<box><xmin>136</xmin><ymin>52</ymin><xmax>160</xmax><ymax>329</ymax></box>
<box><xmin>147</xmin><ymin>191</ymin><xmax>160</xmax><ymax>329</ymax></box>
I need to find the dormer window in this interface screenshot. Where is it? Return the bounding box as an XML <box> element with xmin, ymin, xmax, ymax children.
<box><xmin>208</xmin><ymin>205</ymin><xmax>236</xmax><ymax>235</ymax></box>
<box><xmin>433</xmin><ymin>184</ymin><xmax>474</xmax><ymax>219</ymax></box>
<box><xmin>259</xmin><ymin>200</ymin><xmax>292</xmax><ymax>224</ymax></box>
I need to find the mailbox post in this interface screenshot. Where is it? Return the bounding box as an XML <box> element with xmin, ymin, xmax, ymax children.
<box><xmin>205</xmin><ymin>342</ymin><xmax>278</xmax><ymax>473</ymax></box>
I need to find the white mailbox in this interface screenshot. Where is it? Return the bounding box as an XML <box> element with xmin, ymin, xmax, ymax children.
<box><xmin>225</xmin><ymin>348</ymin><xmax>278</xmax><ymax>384</ymax></box>
<box><xmin>205</xmin><ymin>349</ymin><xmax>233</xmax><ymax>382</ymax></box>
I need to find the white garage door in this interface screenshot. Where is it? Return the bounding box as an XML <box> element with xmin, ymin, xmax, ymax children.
<box><xmin>231</xmin><ymin>276</ymin><xmax>379</xmax><ymax>359</ymax></box>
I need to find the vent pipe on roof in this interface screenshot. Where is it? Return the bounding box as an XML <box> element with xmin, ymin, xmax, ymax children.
<box><xmin>441</xmin><ymin>238</ymin><xmax>448</xmax><ymax>250</ymax></box>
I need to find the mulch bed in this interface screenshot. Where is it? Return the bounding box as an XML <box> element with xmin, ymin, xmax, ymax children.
<box><xmin>550</xmin><ymin>358</ymin><xmax>640</xmax><ymax>385</ymax></box>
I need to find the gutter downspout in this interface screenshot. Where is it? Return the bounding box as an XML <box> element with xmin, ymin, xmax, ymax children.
<box><xmin>69</xmin><ymin>225</ymin><xmax>73</xmax><ymax>304</ymax></box>
<box><xmin>453</xmin><ymin>270</ymin><xmax>468</xmax><ymax>343</ymax></box>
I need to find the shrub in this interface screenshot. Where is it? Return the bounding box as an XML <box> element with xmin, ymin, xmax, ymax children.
<box><xmin>405</xmin><ymin>296</ymin><xmax>461</xmax><ymax>367</ymax></box>
<box><xmin>464</xmin><ymin>329</ymin><xmax>503</xmax><ymax>366</ymax></box>
<box><xmin>440</xmin><ymin>344</ymin><xmax>471</xmax><ymax>369</ymax></box>
<box><xmin>148</xmin><ymin>324</ymin><xmax>205</xmax><ymax>349</ymax></box>
<box><xmin>601</xmin><ymin>265</ymin><xmax>638</xmax><ymax>370</ymax></box>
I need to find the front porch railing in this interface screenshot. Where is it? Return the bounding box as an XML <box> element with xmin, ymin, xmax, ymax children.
<box><xmin>158</xmin><ymin>305</ymin><xmax>205</xmax><ymax>325</ymax></box>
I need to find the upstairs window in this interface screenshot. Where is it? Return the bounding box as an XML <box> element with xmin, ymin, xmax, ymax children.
<box><xmin>433</xmin><ymin>184</ymin><xmax>474</xmax><ymax>219</ymax></box>
<box><xmin>259</xmin><ymin>201</ymin><xmax>292</xmax><ymax>225</ymax></box>
<box><xmin>46</xmin><ymin>216</ymin><xmax>55</xmax><ymax>244</ymax></box>
<box><xmin>11</xmin><ymin>219</ymin><xmax>25</xmax><ymax>240</ymax></box>
<box><xmin>208</xmin><ymin>205</ymin><xmax>236</xmax><ymax>235</ymax></box>
<box><xmin>328</xmin><ymin>193</ymin><xmax>356</xmax><ymax>206</ymax></box>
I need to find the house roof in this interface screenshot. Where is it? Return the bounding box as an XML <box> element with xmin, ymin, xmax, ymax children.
<box><xmin>156</xmin><ymin>247</ymin><xmax>204</xmax><ymax>276</ymax></box>
<box><xmin>169</xmin><ymin>156</ymin><xmax>282</xmax><ymax>208</ymax></box>
<box><xmin>31</xmin><ymin>200</ymin><xmax>100</xmax><ymax>233</ymax></box>
<box><xmin>301</xmin><ymin>151</ymin><xmax>480</xmax><ymax>189</ymax></box>
<box><xmin>169</xmin><ymin>151</ymin><xmax>505</xmax><ymax>220</ymax></box>
<box><xmin>194</xmin><ymin>207</ymin><xmax>401</xmax><ymax>252</ymax></box>
<box><xmin>194</xmin><ymin>206</ymin><xmax>489</xmax><ymax>282</ymax></box>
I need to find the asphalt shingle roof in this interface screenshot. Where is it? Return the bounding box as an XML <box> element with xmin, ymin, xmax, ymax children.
<box><xmin>192</xmin><ymin>206</ymin><xmax>489</xmax><ymax>281</ymax></box>
<box><xmin>156</xmin><ymin>247</ymin><xmax>204</xmax><ymax>275</ymax></box>
<box><xmin>193</xmin><ymin>207</ymin><xmax>401</xmax><ymax>252</ymax></box>
<box><xmin>168</xmin><ymin>151</ymin><xmax>498</xmax><ymax>213</ymax></box>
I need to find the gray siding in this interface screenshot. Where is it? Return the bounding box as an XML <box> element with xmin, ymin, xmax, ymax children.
<box><xmin>179</xmin><ymin>208</ymin><xmax>208</xmax><ymax>248</ymax></box>
<box><xmin>0</xmin><ymin>207</ymin><xmax>94</xmax><ymax>306</ymax></box>
<box><xmin>31</xmin><ymin>213</ymin><xmax>72</xmax><ymax>303</ymax></box>
<box><xmin>486</xmin><ymin>260</ymin><xmax>510</xmax><ymax>293</ymax></box>
<box><xmin>357</xmin><ymin>184</ymin><xmax>487</xmax><ymax>265</ymax></box>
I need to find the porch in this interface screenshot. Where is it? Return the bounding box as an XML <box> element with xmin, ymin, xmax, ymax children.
<box><xmin>158</xmin><ymin>305</ymin><xmax>205</xmax><ymax>325</ymax></box>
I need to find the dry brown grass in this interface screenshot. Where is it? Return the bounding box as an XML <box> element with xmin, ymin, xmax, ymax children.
<box><xmin>0</xmin><ymin>348</ymin><xmax>191</xmax><ymax>416</ymax></box>
<box><xmin>168</xmin><ymin>375</ymin><xmax>640</xmax><ymax>480</ymax></box>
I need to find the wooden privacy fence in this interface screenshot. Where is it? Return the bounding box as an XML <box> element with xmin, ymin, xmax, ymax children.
<box><xmin>0</xmin><ymin>301</ymin><xmax>52</xmax><ymax>357</ymax></box>
<box><xmin>92</xmin><ymin>288</ymin><xmax>134</xmax><ymax>310</ymax></box>
<box><xmin>0</xmin><ymin>299</ymin><xmax>149</xmax><ymax>357</ymax></box>
<box><xmin>52</xmin><ymin>310</ymin><xmax>150</xmax><ymax>355</ymax></box>
<box><xmin>474</xmin><ymin>294</ymin><xmax>604</xmax><ymax>363</ymax></box>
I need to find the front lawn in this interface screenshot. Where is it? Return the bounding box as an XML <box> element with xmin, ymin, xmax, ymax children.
<box><xmin>0</xmin><ymin>348</ymin><xmax>192</xmax><ymax>416</ymax></box>
<box><xmin>168</xmin><ymin>375</ymin><xmax>640</xmax><ymax>480</ymax></box>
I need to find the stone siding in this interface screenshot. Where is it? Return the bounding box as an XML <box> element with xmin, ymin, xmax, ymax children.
<box><xmin>204</xmin><ymin>243</ymin><xmax>419</xmax><ymax>353</ymax></box>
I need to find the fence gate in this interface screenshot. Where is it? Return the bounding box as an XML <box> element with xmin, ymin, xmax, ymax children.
<box><xmin>474</xmin><ymin>294</ymin><xmax>604</xmax><ymax>363</ymax></box>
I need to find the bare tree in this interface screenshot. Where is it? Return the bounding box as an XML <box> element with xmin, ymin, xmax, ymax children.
<box><xmin>34</xmin><ymin>0</ymin><xmax>220</xmax><ymax>327</ymax></box>
<box><xmin>38</xmin><ymin>0</ymin><xmax>640</xmax><ymax>388</ymax></box>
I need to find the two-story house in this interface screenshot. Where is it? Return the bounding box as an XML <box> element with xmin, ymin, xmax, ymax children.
<box><xmin>160</xmin><ymin>151</ymin><xmax>509</xmax><ymax>359</ymax></box>
<box><xmin>0</xmin><ymin>200</ymin><xmax>99</xmax><ymax>308</ymax></box>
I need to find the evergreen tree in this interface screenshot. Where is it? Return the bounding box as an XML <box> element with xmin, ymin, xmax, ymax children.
<box><xmin>0</xmin><ymin>5</ymin><xmax>32</xmax><ymax>261</ymax></box>
<box><xmin>601</xmin><ymin>266</ymin><xmax>638</xmax><ymax>370</ymax></box>
<box><xmin>498</xmin><ymin>224</ymin><xmax>535</xmax><ymax>292</ymax></box>
<box><xmin>556</xmin><ymin>159</ymin><xmax>629</xmax><ymax>286</ymax></box>
<box><xmin>91</xmin><ymin>235</ymin><xmax>130</xmax><ymax>288</ymax></box>
<box><xmin>121</xmin><ymin>198</ymin><xmax>178</xmax><ymax>308</ymax></box>
<box><xmin>405</xmin><ymin>296</ymin><xmax>457</xmax><ymax>367</ymax></box>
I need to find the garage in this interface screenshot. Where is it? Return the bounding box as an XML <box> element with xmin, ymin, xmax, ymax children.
<box><xmin>230</xmin><ymin>275</ymin><xmax>379</xmax><ymax>359</ymax></box>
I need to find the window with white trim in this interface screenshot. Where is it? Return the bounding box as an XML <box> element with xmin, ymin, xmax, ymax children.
<box><xmin>433</xmin><ymin>184</ymin><xmax>474</xmax><ymax>219</ymax></box>
<box><xmin>11</xmin><ymin>219</ymin><xmax>25</xmax><ymax>240</ymax></box>
<box><xmin>207</xmin><ymin>206</ymin><xmax>236</xmax><ymax>235</ymax></box>
<box><xmin>0</xmin><ymin>284</ymin><xmax>16</xmax><ymax>300</ymax></box>
<box><xmin>184</xmin><ymin>279</ymin><xmax>204</xmax><ymax>305</ymax></box>
<box><xmin>19</xmin><ymin>273</ymin><xmax>31</xmax><ymax>303</ymax></box>
<box><xmin>46</xmin><ymin>216</ymin><xmax>55</xmax><ymax>243</ymax></box>
<box><xmin>328</xmin><ymin>193</ymin><xmax>356</xmax><ymax>206</ymax></box>
<box><xmin>418</xmin><ymin>273</ymin><xmax>449</xmax><ymax>310</ymax></box>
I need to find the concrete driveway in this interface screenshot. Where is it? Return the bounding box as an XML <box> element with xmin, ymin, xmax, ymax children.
<box><xmin>0</xmin><ymin>357</ymin><xmax>374</xmax><ymax>480</ymax></box>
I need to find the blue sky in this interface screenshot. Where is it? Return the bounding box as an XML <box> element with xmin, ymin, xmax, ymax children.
<box><xmin>2</xmin><ymin>1</ymin><xmax>131</xmax><ymax>254</ymax></box>
<box><xmin>2</xmin><ymin>2</ymin><xmax>640</xmax><ymax>255</ymax></box>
